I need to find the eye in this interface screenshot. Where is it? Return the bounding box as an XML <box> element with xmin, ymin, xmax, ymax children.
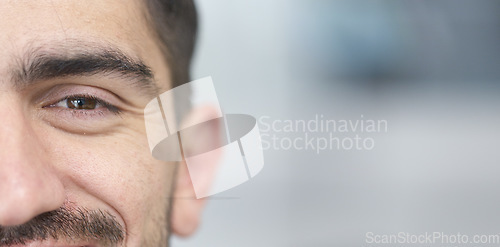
<box><xmin>65</xmin><ymin>96</ymin><xmax>97</xmax><ymax>110</ymax></box>
<box><xmin>50</xmin><ymin>94</ymin><xmax>121</xmax><ymax>114</ymax></box>
<box><xmin>38</xmin><ymin>87</ymin><xmax>125</xmax><ymax>134</ymax></box>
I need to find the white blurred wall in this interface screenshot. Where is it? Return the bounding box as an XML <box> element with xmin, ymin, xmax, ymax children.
<box><xmin>173</xmin><ymin>1</ymin><xmax>500</xmax><ymax>246</ymax></box>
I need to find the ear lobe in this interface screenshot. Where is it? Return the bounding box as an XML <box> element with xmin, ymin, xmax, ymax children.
<box><xmin>170</xmin><ymin>105</ymin><xmax>222</xmax><ymax>237</ymax></box>
<box><xmin>170</xmin><ymin>160</ymin><xmax>204</xmax><ymax>237</ymax></box>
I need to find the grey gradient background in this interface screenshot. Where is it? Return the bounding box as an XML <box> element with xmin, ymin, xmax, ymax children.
<box><xmin>172</xmin><ymin>1</ymin><xmax>500</xmax><ymax>246</ymax></box>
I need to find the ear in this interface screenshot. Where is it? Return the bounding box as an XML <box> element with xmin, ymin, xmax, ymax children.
<box><xmin>170</xmin><ymin>159</ymin><xmax>204</xmax><ymax>237</ymax></box>
<box><xmin>170</xmin><ymin>105</ymin><xmax>222</xmax><ymax>237</ymax></box>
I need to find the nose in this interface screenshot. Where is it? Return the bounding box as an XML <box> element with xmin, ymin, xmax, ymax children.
<box><xmin>0</xmin><ymin>102</ymin><xmax>65</xmax><ymax>226</ymax></box>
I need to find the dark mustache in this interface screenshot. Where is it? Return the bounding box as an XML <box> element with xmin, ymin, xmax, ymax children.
<box><xmin>0</xmin><ymin>206</ymin><xmax>124</xmax><ymax>246</ymax></box>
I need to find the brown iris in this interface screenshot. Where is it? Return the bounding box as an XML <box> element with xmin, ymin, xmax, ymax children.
<box><xmin>67</xmin><ymin>97</ymin><xmax>97</xmax><ymax>110</ymax></box>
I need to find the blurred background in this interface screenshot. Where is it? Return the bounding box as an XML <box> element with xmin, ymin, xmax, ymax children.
<box><xmin>173</xmin><ymin>0</ymin><xmax>500</xmax><ymax>246</ymax></box>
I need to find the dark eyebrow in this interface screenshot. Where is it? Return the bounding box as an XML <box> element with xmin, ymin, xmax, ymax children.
<box><xmin>11</xmin><ymin>42</ymin><xmax>160</xmax><ymax>97</ymax></box>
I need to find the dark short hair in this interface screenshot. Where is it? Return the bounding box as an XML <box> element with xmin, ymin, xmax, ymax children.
<box><xmin>143</xmin><ymin>0</ymin><xmax>198</xmax><ymax>88</ymax></box>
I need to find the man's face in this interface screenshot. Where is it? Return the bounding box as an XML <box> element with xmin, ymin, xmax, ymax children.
<box><xmin>0</xmin><ymin>1</ymin><xmax>184</xmax><ymax>246</ymax></box>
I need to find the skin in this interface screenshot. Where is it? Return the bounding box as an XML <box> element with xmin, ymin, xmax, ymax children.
<box><xmin>0</xmin><ymin>0</ymin><xmax>207</xmax><ymax>246</ymax></box>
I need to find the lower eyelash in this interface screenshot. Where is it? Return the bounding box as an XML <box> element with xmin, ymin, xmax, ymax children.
<box><xmin>69</xmin><ymin>108</ymin><xmax>107</xmax><ymax>117</ymax></box>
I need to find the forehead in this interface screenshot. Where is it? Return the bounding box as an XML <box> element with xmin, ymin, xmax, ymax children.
<box><xmin>0</xmin><ymin>0</ymin><xmax>160</xmax><ymax>68</ymax></box>
<box><xmin>0</xmin><ymin>0</ymin><xmax>171</xmax><ymax>91</ymax></box>
<box><xmin>1</xmin><ymin>1</ymin><xmax>147</xmax><ymax>42</ymax></box>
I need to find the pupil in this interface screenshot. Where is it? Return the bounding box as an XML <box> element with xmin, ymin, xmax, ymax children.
<box><xmin>68</xmin><ymin>97</ymin><xmax>97</xmax><ymax>109</ymax></box>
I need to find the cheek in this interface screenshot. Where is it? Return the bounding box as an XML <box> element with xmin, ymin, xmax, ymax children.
<box><xmin>45</xmin><ymin>127</ymin><xmax>176</xmax><ymax>242</ymax></box>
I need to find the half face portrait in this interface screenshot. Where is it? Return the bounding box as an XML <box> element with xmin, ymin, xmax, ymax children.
<box><xmin>0</xmin><ymin>1</ymin><xmax>209</xmax><ymax>246</ymax></box>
